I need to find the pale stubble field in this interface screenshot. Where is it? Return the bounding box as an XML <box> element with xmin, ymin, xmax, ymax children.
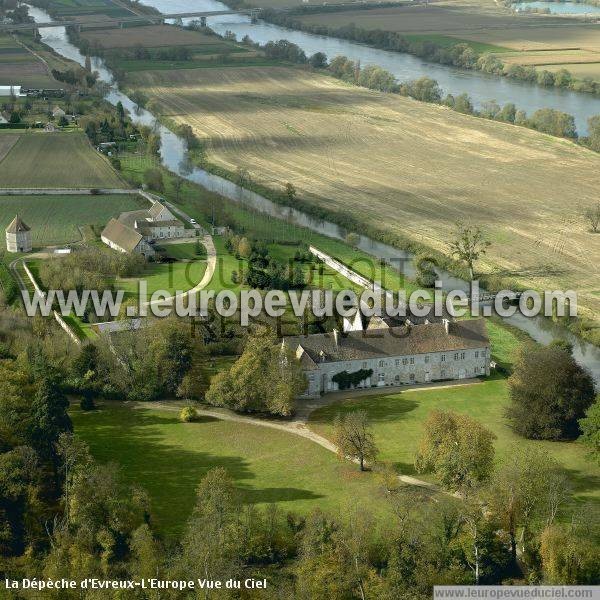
<box><xmin>127</xmin><ymin>65</ymin><xmax>600</xmax><ymax>321</ymax></box>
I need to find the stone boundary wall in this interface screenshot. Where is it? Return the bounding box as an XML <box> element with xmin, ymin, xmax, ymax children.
<box><xmin>22</xmin><ymin>262</ymin><xmax>82</xmax><ymax>346</ymax></box>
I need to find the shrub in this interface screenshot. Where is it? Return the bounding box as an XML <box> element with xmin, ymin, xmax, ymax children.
<box><xmin>180</xmin><ymin>405</ymin><xmax>198</xmax><ymax>423</ymax></box>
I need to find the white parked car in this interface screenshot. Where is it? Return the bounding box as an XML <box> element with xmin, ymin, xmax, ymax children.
<box><xmin>190</xmin><ymin>218</ymin><xmax>197</xmax><ymax>225</ymax></box>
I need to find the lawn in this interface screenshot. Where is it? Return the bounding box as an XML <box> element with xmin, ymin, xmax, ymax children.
<box><xmin>71</xmin><ymin>402</ymin><xmax>391</xmax><ymax>536</ymax></box>
<box><xmin>115</xmin><ymin>258</ymin><xmax>208</xmax><ymax>298</ymax></box>
<box><xmin>161</xmin><ymin>241</ymin><xmax>206</xmax><ymax>261</ymax></box>
<box><xmin>0</xmin><ymin>132</ymin><xmax>125</xmax><ymax>189</ymax></box>
<box><xmin>125</xmin><ymin>65</ymin><xmax>600</xmax><ymax>328</ymax></box>
<box><xmin>0</xmin><ymin>194</ymin><xmax>146</xmax><ymax>248</ymax></box>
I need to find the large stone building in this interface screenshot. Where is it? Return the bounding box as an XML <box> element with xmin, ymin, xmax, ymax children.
<box><xmin>283</xmin><ymin>318</ymin><xmax>490</xmax><ymax>398</ymax></box>
<box><xmin>5</xmin><ymin>215</ymin><xmax>32</xmax><ymax>253</ymax></box>
<box><xmin>101</xmin><ymin>201</ymin><xmax>186</xmax><ymax>257</ymax></box>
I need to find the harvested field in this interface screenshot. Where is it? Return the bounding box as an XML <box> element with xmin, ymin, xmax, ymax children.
<box><xmin>0</xmin><ymin>133</ymin><xmax>125</xmax><ymax>188</ymax></box>
<box><xmin>0</xmin><ymin>136</ymin><xmax>18</xmax><ymax>163</ymax></box>
<box><xmin>296</xmin><ymin>5</ymin><xmax>600</xmax><ymax>51</ymax></box>
<box><xmin>500</xmin><ymin>49</ymin><xmax>600</xmax><ymax>65</ymax></box>
<box><xmin>545</xmin><ymin>61</ymin><xmax>600</xmax><ymax>80</ymax></box>
<box><xmin>80</xmin><ymin>24</ymin><xmax>231</xmax><ymax>49</ymax></box>
<box><xmin>0</xmin><ymin>194</ymin><xmax>146</xmax><ymax>248</ymax></box>
<box><xmin>128</xmin><ymin>65</ymin><xmax>600</xmax><ymax>320</ymax></box>
<box><xmin>0</xmin><ymin>34</ymin><xmax>55</xmax><ymax>88</ymax></box>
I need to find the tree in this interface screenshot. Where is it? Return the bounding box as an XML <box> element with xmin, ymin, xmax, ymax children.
<box><xmin>206</xmin><ymin>328</ymin><xmax>306</xmax><ymax>416</ymax></box>
<box><xmin>415</xmin><ymin>410</ymin><xmax>495</xmax><ymax>493</ymax></box>
<box><xmin>333</xmin><ymin>410</ymin><xmax>378</xmax><ymax>471</ymax></box>
<box><xmin>285</xmin><ymin>182</ymin><xmax>296</xmax><ymax>203</ymax></box>
<box><xmin>583</xmin><ymin>201</ymin><xmax>600</xmax><ymax>233</ymax></box>
<box><xmin>309</xmin><ymin>51</ymin><xmax>328</xmax><ymax>69</ymax></box>
<box><xmin>415</xmin><ymin>253</ymin><xmax>437</xmax><ymax>287</ymax></box>
<box><xmin>237</xmin><ymin>237</ymin><xmax>252</xmax><ymax>259</ymax></box>
<box><xmin>506</xmin><ymin>345</ymin><xmax>596</xmax><ymax>440</ymax></box>
<box><xmin>487</xmin><ymin>446</ymin><xmax>570</xmax><ymax>563</ymax></box>
<box><xmin>529</xmin><ymin>108</ymin><xmax>577</xmax><ymax>139</ymax></box>
<box><xmin>129</xmin><ymin>90</ymin><xmax>147</xmax><ymax>110</ymax></box>
<box><xmin>171</xmin><ymin>468</ymin><xmax>243</xmax><ymax>586</ymax></box>
<box><xmin>579</xmin><ymin>397</ymin><xmax>600</xmax><ymax>463</ymax></box>
<box><xmin>454</xmin><ymin>93</ymin><xmax>474</xmax><ymax>115</ymax></box>
<box><xmin>180</xmin><ymin>405</ymin><xmax>198</xmax><ymax>422</ymax></box>
<box><xmin>345</xmin><ymin>232</ymin><xmax>360</xmax><ymax>247</ymax></box>
<box><xmin>588</xmin><ymin>114</ymin><xmax>600</xmax><ymax>152</ymax></box>
<box><xmin>143</xmin><ymin>167</ymin><xmax>164</xmax><ymax>192</ymax></box>
<box><xmin>449</xmin><ymin>221</ymin><xmax>491</xmax><ymax>280</ymax></box>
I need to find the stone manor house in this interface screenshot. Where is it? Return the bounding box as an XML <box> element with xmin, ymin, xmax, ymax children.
<box><xmin>283</xmin><ymin>318</ymin><xmax>490</xmax><ymax>397</ymax></box>
<box><xmin>101</xmin><ymin>201</ymin><xmax>186</xmax><ymax>258</ymax></box>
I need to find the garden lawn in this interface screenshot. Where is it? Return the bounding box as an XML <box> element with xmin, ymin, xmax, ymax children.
<box><xmin>308</xmin><ymin>377</ymin><xmax>600</xmax><ymax>512</ymax></box>
<box><xmin>0</xmin><ymin>194</ymin><xmax>146</xmax><ymax>248</ymax></box>
<box><xmin>162</xmin><ymin>242</ymin><xmax>206</xmax><ymax>261</ymax></box>
<box><xmin>71</xmin><ymin>402</ymin><xmax>391</xmax><ymax>536</ymax></box>
<box><xmin>115</xmin><ymin>258</ymin><xmax>207</xmax><ymax>298</ymax></box>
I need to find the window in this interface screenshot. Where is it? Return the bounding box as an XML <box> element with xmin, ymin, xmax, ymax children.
<box><xmin>441</xmin><ymin>354</ymin><xmax>446</xmax><ymax>362</ymax></box>
<box><xmin>454</xmin><ymin>353</ymin><xmax>459</xmax><ymax>361</ymax></box>
<box><xmin>378</xmin><ymin>360</ymin><xmax>385</xmax><ymax>367</ymax></box>
<box><xmin>394</xmin><ymin>374</ymin><xmax>400</xmax><ymax>382</ymax></box>
<box><xmin>441</xmin><ymin>369</ymin><xmax>446</xmax><ymax>378</ymax></box>
<box><xmin>461</xmin><ymin>352</ymin><xmax>466</xmax><ymax>360</ymax></box>
<box><xmin>378</xmin><ymin>373</ymin><xmax>385</xmax><ymax>382</ymax></box>
<box><xmin>402</xmin><ymin>358</ymin><xmax>408</xmax><ymax>366</ymax></box>
<box><xmin>362</xmin><ymin>362</ymin><xmax>367</xmax><ymax>369</ymax></box>
<box><xmin>410</xmin><ymin>374</ymin><xmax>415</xmax><ymax>381</ymax></box>
<box><xmin>475</xmin><ymin>351</ymin><xmax>479</xmax><ymax>358</ymax></box>
<box><xmin>410</xmin><ymin>357</ymin><xmax>415</xmax><ymax>365</ymax></box>
<box><xmin>395</xmin><ymin>359</ymin><xmax>400</xmax><ymax>367</ymax></box>
<box><xmin>308</xmin><ymin>373</ymin><xmax>314</xmax><ymax>381</ymax></box>
<box><xmin>424</xmin><ymin>355</ymin><xmax>430</xmax><ymax>364</ymax></box>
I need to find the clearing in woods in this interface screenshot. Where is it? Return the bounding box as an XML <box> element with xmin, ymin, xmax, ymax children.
<box><xmin>127</xmin><ymin>65</ymin><xmax>600</xmax><ymax>323</ymax></box>
<box><xmin>0</xmin><ymin>132</ymin><xmax>125</xmax><ymax>188</ymax></box>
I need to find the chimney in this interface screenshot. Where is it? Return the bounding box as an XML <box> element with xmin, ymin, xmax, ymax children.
<box><xmin>333</xmin><ymin>328</ymin><xmax>339</xmax><ymax>348</ymax></box>
<box><xmin>442</xmin><ymin>318</ymin><xmax>450</xmax><ymax>334</ymax></box>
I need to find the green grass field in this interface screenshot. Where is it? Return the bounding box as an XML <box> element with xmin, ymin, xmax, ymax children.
<box><xmin>161</xmin><ymin>241</ymin><xmax>206</xmax><ymax>261</ymax></box>
<box><xmin>115</xmin><ymin>259</ymin><xmax>208</xmax><ymax>298</ymax></box>
<box><xmin>0</xmin><ymin>194</ymin><xmax>146</xmax><ymax>248</ymax></box>
<box><xmin>71</xmin><ymin>403</ymin><xmax>390</xmax><ymax>536</ymax></box>
<box><xmin>308</xmin><ymin>377</ymin><xmax>600</xmax><ymax>511</ymax></box>
<box><xmin>0</xmin><ymin>132</ymin><xmax>125</xmax><ymax>189</ymax></box>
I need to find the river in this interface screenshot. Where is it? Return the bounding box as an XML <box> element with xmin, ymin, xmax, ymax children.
<box><xmin>25</xmin><ymin>4</ymin><xmax>600</xmax><ymax>382</ymax></box>
<box><xmin>138</xmin><ymin>0</ymin><xmax>600</xmax><ymax>136</ymax></box>
<box><xmin>516</xmin><ymin>1</ymin><xmax>600</xmax><ymax>14</ymax></box>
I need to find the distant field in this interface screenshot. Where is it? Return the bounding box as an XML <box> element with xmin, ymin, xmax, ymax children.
<box><xmin>545</xmin><ymin>61</ymin><xmax>600</xmax><ymax>81</ymax></box>
<box><xmin>80</xmin><ymin>24</ymin><xmax>233</xmax><ymax>49</ymax></box>
<box><xmin>127</xmin><ymin>65</ymin><xmax>600</xmax><ymax>322</ymax></box>
<box><xmin>0</xmin><ymin>34</ymin><xmax>55</xmax><ymax>88</ymax></box>
<box><xmin>71</xmin><ymin>403</ymin><xmax>392</xmax><ymax>536</ymax></box>
<box><xmin>296</xmin><ymin>5</ymin><xmax>600</xmax><ymax>52</ymax></box>
<box><xmin>500</xmin><ymin>49</ymin><xmax>600</xmax><ymax>65</ymax></box>
<box><xmin>0</xmin><ymin>133</ymin><xmax>125</xmax><ymax>188</ymax></box>
<box><xmin>0</xmin><ymin>194</ymin><xmax>146</xmax><ymax>248</ymax></box>
<box><xmin>43</xmin><ymin>0</ymin><xmax>132</xmax><ymax>18</ymax></box>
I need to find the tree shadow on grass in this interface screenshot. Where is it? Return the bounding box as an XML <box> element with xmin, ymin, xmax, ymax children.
<box><xmin>74</xmin><ymin>405</ymin><xmax>323</xmax><ymax>535</ymax></box>
<box><xmin>309</xmin><ymin>396</ymin><xmax>419</xmax><ymax>425</ymax></box>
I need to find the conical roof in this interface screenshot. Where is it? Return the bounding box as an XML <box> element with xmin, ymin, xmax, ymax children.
<box><xmin>5</xmin><ymin>215</ymin><xmax>30</xmax><ymax>234</ymax></box>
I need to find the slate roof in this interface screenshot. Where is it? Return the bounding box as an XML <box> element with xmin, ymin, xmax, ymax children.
<box><xmin>285</xmin><ymin>319</ymin><xmax>488</xmax><ymax>366</ymax></box>
<box><xmin>148</xmin><ymin>202</ymin><xmax>170</xmax><ymax>220</ymax></box>
<box><xmin>5</xmin><ymin>215</ymin><xmax>30</xmax><ymax>234</ymax></box>
<box><xmin>101</xmin><ymin>218</ymin><xmax>142</xmax><ymax>253</ymax></box>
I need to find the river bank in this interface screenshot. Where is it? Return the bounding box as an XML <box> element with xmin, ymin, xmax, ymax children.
<box><xmin>22</xmin><ymin>3</ymin><xmax>600</xmax><ymax>378</ymax></box>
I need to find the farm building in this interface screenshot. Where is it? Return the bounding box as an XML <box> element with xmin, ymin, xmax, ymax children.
<box><xmin>52</xmin><ymin>106</ymin><xmax>66</xmax><ymax>118</ymax></box>
<box><xmin>283</xmin><ymin>318</ymin><xmax>490</xmax><ymax>397</ymax></box>
<box><xmin>101</xmin><ymin>201</ymin><xmax>186</xmax><ymax>256</ymax></box>
<box><xmin>5</xmin><ymin>215</ymin><xmax>32</xmax><ymax>253</ymax></box>
<box><xmin>101</xmin><ymin>218</ymin><xmax>155</xmax><ymax>258</ymax></box>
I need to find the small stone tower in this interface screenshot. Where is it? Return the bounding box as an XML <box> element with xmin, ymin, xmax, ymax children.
<box><xmin>5</xmin><ymin>215</ymin><xmax>32</xmax><ymax>253</ymax></box>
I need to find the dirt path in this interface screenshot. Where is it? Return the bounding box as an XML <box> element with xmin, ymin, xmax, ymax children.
<box><xmin>144</xmin><ymin>397</ymin><xmax>462</xmax><ymax>496</ymax></box>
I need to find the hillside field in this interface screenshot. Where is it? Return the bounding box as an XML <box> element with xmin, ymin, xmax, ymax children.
<box><xmin>0</xmin><ymin>34</ymin><xmax>57</xmax><ymax>88</ymax></box>
<box><xmin>0</xmin><ymin>133</ymin><xmax>125</xmax><ymax>188</ymax></box>
<box><xmin>0</xmin><ymin>194</ymin><xmax>147</xmax><ymax>248</ymax></box>
<box><xmin>126</xmin><ymin>65</ymin><xmax>600</xmax><ymax>323</ymax></box>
